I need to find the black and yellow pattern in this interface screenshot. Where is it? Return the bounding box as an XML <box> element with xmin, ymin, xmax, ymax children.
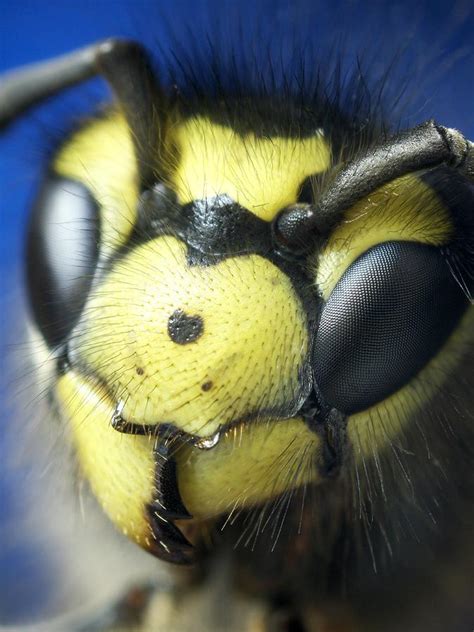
<box><xmin>38</xmin><ymin>93</ymin><xmax>472</xmax><ymax>568</ymax></box>
<box><xmin>3</xmin><ymin>37</ymin><xmax>473</xmax><ymax>631</ymax></box>
<box><xmin>50</xmin><ymin>109</ymin><xmax>333</xmax><ymax>553</ymax></box>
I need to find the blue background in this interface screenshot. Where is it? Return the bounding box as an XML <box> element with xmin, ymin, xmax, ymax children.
<box><xmin>1</xmin><ymin>0</ymin><xmax>473</xmax><ymax>623</ymax></box>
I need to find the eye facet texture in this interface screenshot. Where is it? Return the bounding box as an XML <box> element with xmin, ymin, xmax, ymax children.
<box><xmin>26</xmin><ymin>176</ymin><xmax>100</xmax><ymax>348</ymax></box>
<box><xmin>313</xmin><ymin>240</ymin><xmax>469</xmax><ymax>414</ymax></box>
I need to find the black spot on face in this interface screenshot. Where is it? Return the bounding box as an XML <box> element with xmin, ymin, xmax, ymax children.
<box><xmin>201</xmin><ymin>380</ymin><xmax>213</xmax><ymax>392</ymax></box>
<box><xmin>168</xmin><ymin>309</ymin><xmax>204</xmax><ymax>345</ymax></box>
<box><xmin>136</xmin><ymin>367</ymin><xmax>144</xmax><ymax>376</ymax></box>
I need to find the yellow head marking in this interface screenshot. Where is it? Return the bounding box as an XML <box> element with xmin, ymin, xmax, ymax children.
<box><xmin>169</xmin><ymin>116</ymin><xmax>331</xmax><ymax>220</ymax></box>
<box><xmin>56</xmin><ymin>370</ymin><xmax>321</xmax><ymax>527</ymax></box>
<box><xmin>73</xmin><ymin>236</ymin><xmax>309</xmax><ymax>437</ymax></box>
<box><xmin>178</xmin><ymin>417</ymin><xmax>321</xmax><ymax>519</ymax></box>
<box><xmin>56</xmin><ymin>370</ymin><xmax>157</xmax><ymax>551</ymax></box>
<box><xmin>315</xmin><ymin>174</ymin><xmax>454</xmax><ymax>299</ymax></box>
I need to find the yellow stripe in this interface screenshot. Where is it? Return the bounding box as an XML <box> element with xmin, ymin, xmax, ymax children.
<box><xmin>170</xmin><ymin>116</ymin><xmax>331</xmax><ymax>220</ymax></box>
<box><xmin>178</xmin><ymin>417</ymin><xmax>321</xmax><ymax>518</ymax></box>
<box><xmin>315</xmin><ymin>174</ymin><xmax>454</xmax><ymax>299</ymax></box>
<box><xmin>56</xmin><ymin>370</ymin><xmax>157</xmax><ymax>550</ymax></box>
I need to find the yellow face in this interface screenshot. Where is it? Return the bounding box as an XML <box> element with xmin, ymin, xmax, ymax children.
<box><xmin>170</xmin><ymin>116</ymin><xmax>331</xmax><ymax>219</ymax></box>
<box><xmin>44</xmin><ymin>108</ymin><xmax>471</xmax><ymax>560</ymax></box>
<box><xmin>50</xmin><ymin>111</ymin><xmax>331</xmax><ymax>555</ymax></box>
<box><xmin>68</xmin><ymin>236</ymin><xmax>309</xmax><ymax>437</ymax></box>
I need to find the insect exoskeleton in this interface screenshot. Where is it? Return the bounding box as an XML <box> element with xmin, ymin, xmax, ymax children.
<box><xmin>2</xmin><ymin>39</ymin><xmax>473</xmax><ymax>628</ymax></box>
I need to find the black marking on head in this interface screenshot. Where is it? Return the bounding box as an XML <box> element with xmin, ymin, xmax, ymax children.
<box><xmin>129</xmin><ymin>190</ymin><xmax>273</xmax><ymax>265</ymax></box>
<box><xmin>135</xmin><ymin>183</ymin><xmax>183</xmax><ymax>239</ymax></box>
<box><xmin>301</xmin><ymin>392</ymin><xmax>348</xmax><ymax>480</ymax></box>
<box><xmin>136</xmin><ymin>366</ymin><xmax>144</xmax><ymax>376</ymax></box>
<box><xmin>179</xmin><ymin>97</ymin><xmax>333</xmax><ymax>139</ymax></box>
<box><xmin>201</xmin><ymin>380</ymin><xmax>213</xmax><ymax>392</ymax></box>
<box><xmin>297</xmin><ymin>175</ymin><xmax>317</xmax><ymax>204</ymax></box>
<box><xmin>168</xmin><ymin>309</ymin><xmax>204</xmax><ymax>344</ymax></box>
<box><xmin>184</xmin><ymin>194</ymin><xmax>271</xmax><ymax>257</ymax></box>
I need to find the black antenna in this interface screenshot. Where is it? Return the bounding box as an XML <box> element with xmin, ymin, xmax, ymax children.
<box><xmin>0</xmin><ymin>39</ymin><xmax>167</xmax><ymax>189</ymax></box>
<box><xmin>275</xmin><ymin>121</ymin><xmax>474</xmax><ymax>249</ymax></box>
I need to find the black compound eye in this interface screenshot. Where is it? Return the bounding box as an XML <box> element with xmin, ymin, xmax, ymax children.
<box><xmin>26</xmin><ymin>175</ymin><xmax>100</xmax><ymax>349</ymax></box>
<box><xmin>313</xmin><ymin>241</ymin><xmax>469</xmax><ymax>415</ymax></box>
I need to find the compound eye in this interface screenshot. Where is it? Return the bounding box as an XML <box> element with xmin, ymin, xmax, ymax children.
<box><xmin>313</xmin><ymin>241</ymin><xmax>469</xmax><ymax>415</ymax></box>
<box><xmin>26</xmin><ymin>175</ymin><xmax>100</xmax><ymax>348</ymax></box>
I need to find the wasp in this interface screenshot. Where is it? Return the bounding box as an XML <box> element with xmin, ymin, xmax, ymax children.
<box><xmin>1</xmin><ymin>27</ymin><xmax>473</xmax><ymax>632</ymax></box>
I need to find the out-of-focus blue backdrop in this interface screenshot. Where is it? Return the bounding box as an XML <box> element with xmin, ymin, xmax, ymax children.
<box><xmin>1</xmin><ymin>0</ymin><xmax>473</xmax><ymax>623</ymax></box>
